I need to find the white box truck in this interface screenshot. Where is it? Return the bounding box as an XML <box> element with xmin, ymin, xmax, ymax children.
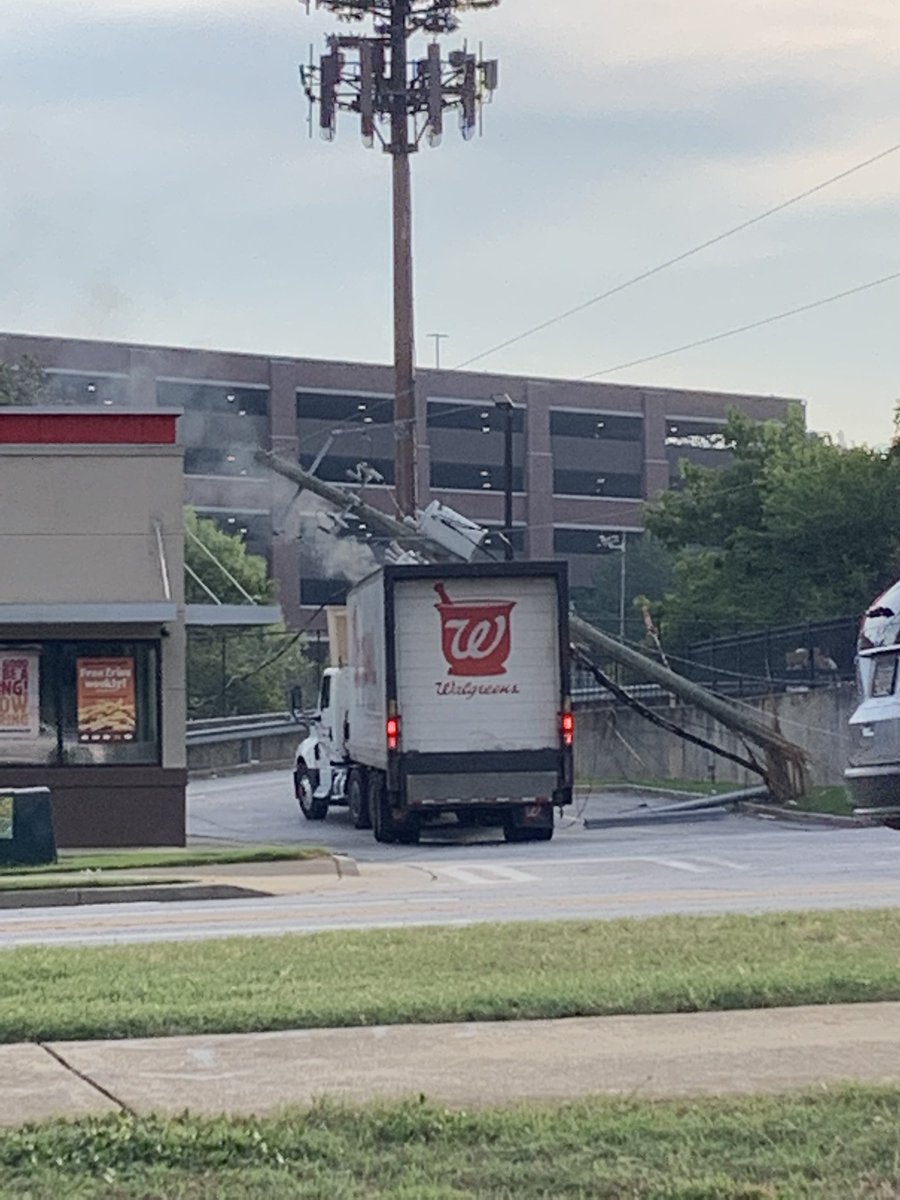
<box><xmin>293</xmin><ymin>561</ymin><xmax>573</xmax><ymax>843</ymax></box>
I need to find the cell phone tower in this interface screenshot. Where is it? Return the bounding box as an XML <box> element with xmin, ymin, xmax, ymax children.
<box><xmin>299</xmin><ymin>1</ymin><xmax>500</xmax><ymax>517</ymax></box>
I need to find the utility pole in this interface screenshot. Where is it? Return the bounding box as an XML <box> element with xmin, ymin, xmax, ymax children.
<box><xmin>300</xmin><ymin>1</ymin><xmax>500</xmax><ymax>518</ymax></box>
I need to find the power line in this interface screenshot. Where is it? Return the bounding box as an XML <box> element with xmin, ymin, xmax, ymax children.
<box><xmin>451</xmin><ymin>140</ymin><xmax>900</xmax><ymax>371</ymax></box>
<box><xmin>581</xmin><ymin>268</ymin><xmax>900</xmax><ymax>379</ymax></box>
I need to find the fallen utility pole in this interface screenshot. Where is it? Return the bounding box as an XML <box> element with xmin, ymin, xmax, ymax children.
<box><xmin>259</xmin><ymin>449</ymin><xmax>809</xmax><ymax>803</ymax></box>
<box><xmin>569</xmin><ymin>614</ymin><xmax>809</xmax><ymax>803</ymax></box>
<box><xmin>572</xmin><ymin>648</ymin><xmax>761</xmax><ymax>778</ymax></box>
<box><xmin>255</xmin><ymin>450</ymin><xmax>457</xmax><ymax>561</ymax></box>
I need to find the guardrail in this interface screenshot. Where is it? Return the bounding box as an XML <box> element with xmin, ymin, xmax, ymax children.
<box><xmin>186</xmin><ymin>712</ymin><xmax>304</xmax><ymax>746</ymax></box>
<box><xmin>186</xmin><ymin>712</ymin><xmax>309</xmax><ymax>774</ymax></box>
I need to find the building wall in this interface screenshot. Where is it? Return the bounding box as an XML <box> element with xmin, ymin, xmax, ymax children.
<box><xmin>0</xmin><ymin>413</ymin><xmax>187</xmax><ymax>845</ymax></box>
<box><xmin>0</xmin><ymin>331</ymin><xmax>799</xmax><ymax>629</ymax></box>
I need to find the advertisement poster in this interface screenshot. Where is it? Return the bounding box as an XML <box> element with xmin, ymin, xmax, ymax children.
<box><xmin>76</xmin><ymin>657</ymin><xmax>136</xmax><ymax>742</ymax></box>
<box><xmin>0</xmin><ymin>649</ymin><xmax>40</xmax><ymax>740</ymax></box>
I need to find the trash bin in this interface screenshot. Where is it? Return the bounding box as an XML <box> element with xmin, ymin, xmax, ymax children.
<box><xmin>0</xmin><ymin>787</ymin><xmax>57</xmax><ymax>867</ymax></box>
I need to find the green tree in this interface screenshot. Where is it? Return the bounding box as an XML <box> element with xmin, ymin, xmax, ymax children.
<box><xmin>184</xmin><ymin>510</ymin><xmax>315</xmax><ymax>717</ymax></box>
<box><xmin>570</xmin><ymin>533</ymin><xmax>674</xmax><ymax>643</ymax></box>
<box><xmin>0</xmin><ymin>356</ymin><xmax>47</xmax><ymax>405</ymax></box>
<box><xmin>643</xmin><ymin>406</ymin><xmax>900</xmax><ymax>647</ymax></box>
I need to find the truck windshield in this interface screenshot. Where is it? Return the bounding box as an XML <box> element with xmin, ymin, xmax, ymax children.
<box><xmin>319</xmin><ymin>675</ymin><xmax>331</xmax><ymax>712</ymax></box>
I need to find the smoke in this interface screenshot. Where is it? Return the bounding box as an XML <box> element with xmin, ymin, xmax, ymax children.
<box><xmin>298</xmin><ymin>515</ymin><xmax>378</xmax><ymax>585</ymax></box>
<box><xmin>270</xmin><ymin>475</ymin><xmax>378</xmax><ymax>585</ymax></box>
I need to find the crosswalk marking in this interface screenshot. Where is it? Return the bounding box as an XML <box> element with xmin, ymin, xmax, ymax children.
<box><xmin>417</xmin><ymin>853</ymin><xmax>752</xmax><ymax>886</ymax></box>
<box><xmin>638</xmin><ymin>856</ymin><xmax>706</xmax><ymax>874</ymax></box>
<box><xmin>431</xmin><ymin>864</ymin><xmax>540</xmax><ymax>885</ymax></box>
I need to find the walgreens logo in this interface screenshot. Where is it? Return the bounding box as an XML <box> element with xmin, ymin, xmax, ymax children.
<box><xmin>433</xmin><ymin>583</ymin><xmax>515</xmax><ymax>677</ymax></box>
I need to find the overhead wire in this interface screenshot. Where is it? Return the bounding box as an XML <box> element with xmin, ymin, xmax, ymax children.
<box><xmin>451</xmin><ymin>140</ymin><xmax>900</xmax><ymax>371</ymax></box>
<box><xmin>282</xmin><ymin>141</ymin><xmax>900</xmax><ymax>462</ymax></box>
<box><xmin>582</xmin><ymin>269</ymin><xmax>900</xmax><ymax>379</ymax></box>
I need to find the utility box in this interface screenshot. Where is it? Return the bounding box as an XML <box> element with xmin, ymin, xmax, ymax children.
<box><xmin>0</xmin><ymin>787</ymin><xmax>56</xmax><ymax>867</ymax></box>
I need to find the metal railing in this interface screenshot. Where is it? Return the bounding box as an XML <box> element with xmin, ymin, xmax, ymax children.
<box><xmin>572</xmin><ymin>615</ymin><xmax>859</xmax><ymax>704</ymax></box>
<box><xmin>186</xmin><ymin>712</ymin><xmax>305</xmax><ymax>746</ymax></box>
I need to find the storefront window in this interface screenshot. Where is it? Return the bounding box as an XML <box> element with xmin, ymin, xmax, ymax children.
<box><xmin>0</xmin><ymin>646</ymin><xmax>58</xmax><ymax>765</ymax></box>
<box><xmin>0</xmin><ymin>641</ymin><xmax>160</xmax><ymax>767</ymax></box>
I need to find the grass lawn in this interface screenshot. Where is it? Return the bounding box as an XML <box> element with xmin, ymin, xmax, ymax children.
<box><xmin>0</xmin><ymin>846</ymin><xmax>325</xmax><ymax>879</ymax></box>
<box><xmin>0</xmin><ymin>875</ymin><xmax>192</xmax><ymax>893</ymax></box>
<box><xmin>2</xmin><ymin>1088</ymin><xmax>899</xmax><ymax>1198</ymax></box>
<box><xmin>1</xmin><ymin>909</ymin><xmax>899</xmax><ymax>1044</ymax></box>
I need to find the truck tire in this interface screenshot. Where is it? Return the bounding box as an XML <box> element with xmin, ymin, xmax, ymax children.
<box><xmin>370</xmin><ymin>772</ymin><xmax>397</xmax><ymax>844</ymax></box>
<box><xmin>504</xmin><ymin>804</ymin><xmax>554</xmax><ymax>842</ymax></box>
<box><xmin>348</xmin><ymin>771</ymin><xmax>371</xmax><ymax>830</ymax></box>
<box><xmin>296</xmin><ymin>767</ymin><xmax>328</xmax><ymax>822</ymax></box>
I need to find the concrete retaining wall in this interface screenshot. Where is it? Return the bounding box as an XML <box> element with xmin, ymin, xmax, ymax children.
<box><xmin>575</xmin><ymin>684</ymin><xmax>857</xmax><ymax>788</ymax></box>
<box><xmin>187</xmin><ymin>730</ymin><xmax>299</xmax><ymax>776</ymax></box>
<box><xmin>186</xmin><ymin>686</ymin><xmax>858</xmax><ymax>789</ymax></box>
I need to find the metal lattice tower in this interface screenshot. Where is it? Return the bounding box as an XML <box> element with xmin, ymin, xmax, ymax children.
<box><xmin>299</xmin><ymin>0</ymin><xmax>500</xmax><ymax>517</ymax></box>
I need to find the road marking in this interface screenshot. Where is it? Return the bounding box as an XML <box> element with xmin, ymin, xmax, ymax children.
<box><xmin>424</xmin><ymin>864</ymin><xmax>540</xmax><ymax>885</ymax></box>
<box><xmin>637</xmin><ymin>856</ymin><xmax>706</xmax><ymax>874</ymax></box>
<box><xmin>413</xmin><ymin>854</ymin><xmax>740</xmax><ymax>877</ymax></box>
<box><xmin>688</xmin><ymin>855</ymin><xmax>750</xmax><ymax>872</ymax></box>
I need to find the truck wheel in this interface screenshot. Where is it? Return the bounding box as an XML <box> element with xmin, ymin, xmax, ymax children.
<box><xmin>296</xmin><ymin>767</ymin><xmax>328</xmax><ymax>822</ymax></box>
<box><xmin>526</xmin><ymin>826</ymin><xmax>554</xmax><ymax>842</ymax></box>
<box><xmin>504</xmin><ymin>804</ymin><xmax>554</xmax><ymax>842</ymax></box>
<box><xmin>348</xmin><ymin>771</ymin><xmax>371</xmax><ymax>830</ymax></box>
<box><xmin>370</xmin><ymin>773</ymin><xmax>397</xmax><ymax>844</ymax></box>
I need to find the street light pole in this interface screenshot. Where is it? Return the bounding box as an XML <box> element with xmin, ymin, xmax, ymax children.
<box><xmin>618</xmin><ymin>532</ymin><xmax>627</xmax><ymax>642</ymax></box>
<box><xmin>598</xmin><ymin>532</ymin><xmax>627</xmax><ymax>640</ymax></box>
<box><xmin>428</xmin><ymin>333</ymin><xmax>449</xmax><ymax>369</ymax></box>
<box><xmin>494</xmin><ymin>393</ymin><xmax>514</xmax><ymax>562</ymax></box>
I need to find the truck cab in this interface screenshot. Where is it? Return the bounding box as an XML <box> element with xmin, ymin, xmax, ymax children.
<box><xmin>293</xmin><ymin>666</ymin><xmax>352</xmax><ymax>821</ymax></box>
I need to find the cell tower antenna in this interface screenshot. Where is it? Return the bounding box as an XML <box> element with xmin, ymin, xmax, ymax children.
<box><xmin>299</xmin><ymin>0</ymin><xmax>500</xmax><ymax>517</ymax></box>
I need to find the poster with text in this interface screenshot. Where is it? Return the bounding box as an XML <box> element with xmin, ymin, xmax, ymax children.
<box><xmin>77</xmin><ymin>657</ymin><xmax>136</xmax><ymax>742</ymax></box>
<box><xmin>0</xmin><ymin>650</ymin><xmax>39</xmax><ymax>740</ymax></box>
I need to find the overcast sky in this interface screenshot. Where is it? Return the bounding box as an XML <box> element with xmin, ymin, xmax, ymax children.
<box><xmin>2</xmin><ymin>0</ymin><xmax>898</xmax><ymax>445</ymax></box>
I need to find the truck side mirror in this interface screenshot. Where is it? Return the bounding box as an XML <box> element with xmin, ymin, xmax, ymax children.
<box><xmin>289</xmin><ymin>685</ymin><xmax>304</xmax><ymax>722</ymax></box>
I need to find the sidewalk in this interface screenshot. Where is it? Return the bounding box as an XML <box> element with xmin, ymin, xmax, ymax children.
<box><xmin>2</xmin><ymin>1002</ymin><xmax>899</xmax><ymax>1127</ymax></box>
<box><xmin>0</xmin><ymin>854</ymin><xmax>366</xmax><ymax>909</ymax></box>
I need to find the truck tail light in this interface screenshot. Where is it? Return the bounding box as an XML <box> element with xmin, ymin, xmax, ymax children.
<box><xmin>561</xmin><ymin>710</ymin><xmax>574</xmax><ymax>747</ymax></box>
<box><xmin>386</xmin><ymin>715</ymin><xmax>400</xmax><ymax>752</ymax></box>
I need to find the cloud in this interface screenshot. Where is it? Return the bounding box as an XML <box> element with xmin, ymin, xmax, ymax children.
<box><xmin>2</xmin><ymin>0</ymin><xmax>899</xmax><ymax>446</ymax></box>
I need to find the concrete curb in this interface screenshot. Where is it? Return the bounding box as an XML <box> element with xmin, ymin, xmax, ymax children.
<box><xmin>0</xmin><ymin>883</ymin><xmax>272</xmax><ymax>909</ymax></box>
<box><xmin>0</xmin><ymin>853</ymin><xmax>355</xmax><ymax>910</ymax></box>
<box><xmin>736</xmin><ymin>802</ymin><xmax>876</xmax><ymax>829</ymax></box>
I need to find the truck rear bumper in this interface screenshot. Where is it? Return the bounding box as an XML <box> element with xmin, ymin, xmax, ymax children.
<box><xmin>405</xmin><ymin>771</ymin><xmax>559</xmax><ymax>805</ymax></box>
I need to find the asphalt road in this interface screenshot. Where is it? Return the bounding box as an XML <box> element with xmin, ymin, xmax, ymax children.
<box><xmin>0</xmin><ymin>771</ymin><xmax>898</xmax><ymax>948</ymax></box>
